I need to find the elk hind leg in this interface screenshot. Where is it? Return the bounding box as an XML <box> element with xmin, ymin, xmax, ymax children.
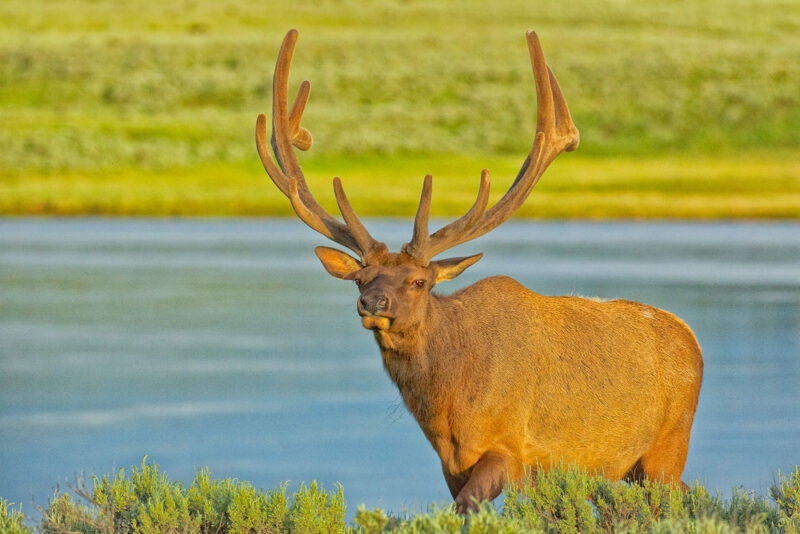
<box><xmin>629</xmin><ymin>421</ymin><xmax>693</xmax><ymax>490</ymax></box>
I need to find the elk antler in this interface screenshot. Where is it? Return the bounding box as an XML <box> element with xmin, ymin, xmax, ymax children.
<box><xmin>402</xmin><ymin>30</ymin><xmax>579</xmax><ymax>264</ymax></box>
<box><xmin>256</xmin><ymin>29</ymin><xmax>387</xmax><ymax>263</ymax></box>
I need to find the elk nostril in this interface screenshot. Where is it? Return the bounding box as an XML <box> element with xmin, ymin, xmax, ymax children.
<box><xmin>360</xmin><ymin>294</ymin><xmax>389</xmax><ymax>314</ymax></box>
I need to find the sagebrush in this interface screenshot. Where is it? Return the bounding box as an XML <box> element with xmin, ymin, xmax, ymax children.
<box><xmin>3</xmin><ymin>460</ymin><xmax>800</xmax><ymax>533</ymax></box>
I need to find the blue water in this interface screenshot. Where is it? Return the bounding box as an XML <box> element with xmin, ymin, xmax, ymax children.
<box><xmin>1</xmin><ymin>219</ymin><xmax>799</xmax><ymax>517</ymax></box>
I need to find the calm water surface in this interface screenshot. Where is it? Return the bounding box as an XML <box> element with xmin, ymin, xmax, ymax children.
<box><xmin>1</xmin><ymin>219</ymin><xmax>799</xmax><ymax>515</ymax></box>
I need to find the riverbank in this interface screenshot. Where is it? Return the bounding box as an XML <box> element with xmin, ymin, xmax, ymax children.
<box><xmin>3</xmin><ymin>153</ymin><xmax>799</xmax><ymax>218</ymax></box>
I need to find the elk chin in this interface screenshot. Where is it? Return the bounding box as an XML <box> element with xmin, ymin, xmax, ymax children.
<box><xmin>361</xmin><ymin>315</ymin><xmax>391</xmax><ymax>331</ymax></box>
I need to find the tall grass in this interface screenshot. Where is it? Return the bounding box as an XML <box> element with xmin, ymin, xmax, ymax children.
<box><xmin>3</xmin><ymin>460</ymin><xmax>799</xmax><ymax>533</ymax></box>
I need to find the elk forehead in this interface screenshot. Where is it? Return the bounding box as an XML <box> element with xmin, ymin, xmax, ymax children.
<box><xmin>359</xmin><ymin>254</ymin><xmax>431</xmax><ymax>284</ymax></box>
<box><xmin>369</xmin><ymin>252</ymin><xmax>426</xmax><ymax>268</ymax></box>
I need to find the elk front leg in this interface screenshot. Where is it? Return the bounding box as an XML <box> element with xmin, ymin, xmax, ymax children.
<box><xmin>454</xmin><ymin>451</ymin><xmax>523</xmax><ymax>514</ymax></box>
<box><xmin>442</xmin><ymin>468</ymin><xmax>466</xmax><ymax>500</ymax></box>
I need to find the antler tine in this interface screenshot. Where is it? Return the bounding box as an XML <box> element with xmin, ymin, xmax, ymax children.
<box><xmin>270</xmin><ymin>29</ymin><xmax>304</xmax><ymax>179</ymax></box>
<box><xmin>256</xmin><ymin>113</ymin><xmax>289</xmax><ymax>196</ymax></box>
<box><xmin>405</xmin><ymin>30</ymin><xmax>578</xmax><ymax>264</ymax></box>
<box><xmin>288</xmin><ymin>80</ymin><xmax>312</xmax><ymax>151</ymax></box>
<box><xmin>401</xmin><ymin>175</ymin><xmax>433</xmax><ymax>258</ymax></box>
<box><xmin>256</xmin><ymin>29</ymin><xmax>386</xmax><ymax>262</ymax></box>
<box><xmin>333</xmin><ymin>177</ymin><xmax>385</xmax><ymax>257</ymax></box>
<box><xmin>415</xmin><ymin>170</ymin><xmax>491</xmax><ymax>261</ymax></box>
<box><xmin>547</xmin><ymin>65</ymin><xmax>580</xmax><ymax>151</ymax></box>
<box><xmin>282</xmin><ymin>174</ymin><xmax>371</xmax><ymax>254</ymax></box>
<box><xmin>528</xmin><ymin>31</ymin><xmax>555</xmax><ymax>143</ymax></box>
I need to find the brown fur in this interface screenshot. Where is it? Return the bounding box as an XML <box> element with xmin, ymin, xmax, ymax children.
<box><xmin>317</xmin><ymin>251</ymin><xmax>703</xmax><ymax>513</ymax></box>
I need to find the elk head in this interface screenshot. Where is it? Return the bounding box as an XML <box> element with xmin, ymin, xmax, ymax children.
<box><xmin>255</xmin><ymin>29</ymin><xmax>579</xmax><ymax>335</ymax></box>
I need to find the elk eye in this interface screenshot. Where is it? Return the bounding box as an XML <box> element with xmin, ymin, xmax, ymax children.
<box><xmin>414</xmin><ymin>279</ymin><xmax>426</xmax><ymax>288</ymax></box>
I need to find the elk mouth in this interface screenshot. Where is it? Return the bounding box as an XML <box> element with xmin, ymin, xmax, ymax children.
<box><xmin>358</xmin><ymin>311</ymin><xmax>394</xmax><ymax>331</ymax></box>
<box><xmin>357</xmin><ymin>299</ymin><xmax>394</xmax><ymax>331</ymax></box>
<box><xmin>361</xmin><ymin>315</ymin><xmax>391</xmax><ymax>331</ymax></box>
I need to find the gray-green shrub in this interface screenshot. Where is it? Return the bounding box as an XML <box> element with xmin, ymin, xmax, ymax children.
<box><xmin>4</xmin><ymin>459</ymin><xmax>799</xmax><ymax>533</ymax></box>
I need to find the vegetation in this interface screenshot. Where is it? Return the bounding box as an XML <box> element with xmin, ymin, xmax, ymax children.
<box><xmin>2</xmin><ymin>460</ymin><xmax>800</xmax><ymax>533</ymax></box>
<box><xmin>1</xmin><ymin>0</ymin><xmax>799</xmax><ymax>217</ymax></box>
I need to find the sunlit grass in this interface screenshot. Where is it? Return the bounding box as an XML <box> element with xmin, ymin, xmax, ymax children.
<box><xmin>3</xmin><ymin>154</ymin><xmax>798</xmax><ymax>218</ymax></box>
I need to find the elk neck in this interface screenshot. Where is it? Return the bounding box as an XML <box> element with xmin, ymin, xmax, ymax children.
<box><xmin>374</xmin><ymin>291</ymin><xmax>467</xmax><ymax>426</ymax></box>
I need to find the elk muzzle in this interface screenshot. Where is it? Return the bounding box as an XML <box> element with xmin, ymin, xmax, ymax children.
<box><xmin>358</xmin><ymin>293</ymin><xmax>393</xmax><ymax>331</ymax></box>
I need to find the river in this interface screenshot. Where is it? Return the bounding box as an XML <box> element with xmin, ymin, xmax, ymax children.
<box><xmin>1</xmin><ymin>219</ymin><xmax>798</xmax><ymax>515</ymax></box>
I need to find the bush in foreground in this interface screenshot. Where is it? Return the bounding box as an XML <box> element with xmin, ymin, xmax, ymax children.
<box><xmin>2</xmin><ymin>460</ymin><xmax>799</xmax><ymax>533</ymax></box>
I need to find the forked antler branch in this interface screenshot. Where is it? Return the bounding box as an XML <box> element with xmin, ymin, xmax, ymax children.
<box><xmin>255</xmin><ymin>29</ymin><xmax>387</xmax><ymax>263</ymax></box>
<box><xmin>402</xmin><ymin>30</ymin><xmax>579</xmax><ymax>264</ymax></box>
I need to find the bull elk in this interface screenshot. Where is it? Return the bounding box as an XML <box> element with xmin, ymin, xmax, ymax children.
<box><xmin>255</xmin><ymin>29</ymin><xmax>703</xmax><ymax>513</ymax></box>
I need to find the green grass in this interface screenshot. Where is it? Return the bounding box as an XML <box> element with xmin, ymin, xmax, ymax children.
<box><xmin>3</xmin><ymin>154</ymin><xmax>798</xmax><ymax>218</ymax></box>
<box><xmin>3</xmin><ymin>460</ymin><xmax>799</xmax><ymax>533</ymax></box>
<box><xmin>1</xmin><ymin>0</ymin><xmax>799</xmax><ymax>217</ymax></box>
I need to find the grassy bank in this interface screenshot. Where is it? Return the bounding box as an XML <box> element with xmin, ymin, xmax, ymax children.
<box><xmin>1</xmin><ymin>0</ymin><xmax>798</xmax><ymax>217</ymax></box>
<box><xmin>2</xmin><ymin>461</ymin><xmax>799</xmax><ymax>533</ymax></box>
<box><xmin>2</xmin><ymin>154</ymin><xmax>799</xmax><ymax>218</ymax></box>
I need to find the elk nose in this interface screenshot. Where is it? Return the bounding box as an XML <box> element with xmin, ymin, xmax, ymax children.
<box><xmin>360</xmin><ymin>294</ymin><xmax>389</xmax><ymax>314</ymax></box>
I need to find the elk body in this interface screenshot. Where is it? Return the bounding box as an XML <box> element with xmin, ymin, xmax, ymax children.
<box><xmin>256</xmin><ymin>29</ymin><xmax>703</xmax><ymax>512</ymax></box>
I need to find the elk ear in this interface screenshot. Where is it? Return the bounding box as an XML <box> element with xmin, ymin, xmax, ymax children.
<box><xmin>315</xmin><ymin>246</ymin><xmax>362</xmax><ymax>280</ymax></box>
<box><xmin>432</xmin><ymin>253</ymin><xmax>483</xmax><ymax>283</ymax></box>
